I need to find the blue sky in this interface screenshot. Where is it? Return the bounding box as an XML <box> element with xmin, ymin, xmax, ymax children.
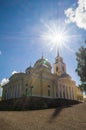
<box><xmin>0</xmin><ymin>0</ymin><xmax>86</xmax><ymax>91</ymax></box>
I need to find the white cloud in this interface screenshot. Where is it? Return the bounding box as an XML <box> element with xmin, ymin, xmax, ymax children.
<box><xmin>1</xmin><ymin>78</ymin><xmax>9</xmax><ymax>86</ymax></box>
<box><xmin>0</xmin><ymin>50</ymin><xmax>2</xmax><ymax>55</ymax></box>
<box><xmin>0</xmin><ymin>71</ymin><xmax>18</xmax><ymax>86</ymax></box>
<box><xmin>12</xmin><ymin>70</ymin><xmax>18</xmax><ymax>75</ymax></box>
<box><xmin>65</xmin><ymin>0</ymin><xmax>86</xmax><ymax>30</ymax></box>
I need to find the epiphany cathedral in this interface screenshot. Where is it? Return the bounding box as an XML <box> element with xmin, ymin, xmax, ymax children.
<box><xmin>2</xmin><ymin>51</ymin><xmax>83</xmax><ymax>101</ymax></box>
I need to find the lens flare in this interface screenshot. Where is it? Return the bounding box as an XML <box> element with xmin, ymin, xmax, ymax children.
<box><xmin>40</xmin><ymin>20</ymin><xmax>75</xmax><ymax>52</ymax></box>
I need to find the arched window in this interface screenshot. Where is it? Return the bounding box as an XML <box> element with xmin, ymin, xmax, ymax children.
<box><xmin>48</xmin><ymin>85</ymin><xmax>50</xmax><ymax>96</ymax></box>
<box><xmin>56</xmin><ymin>66</ymin><xmax>58</xmax><ymax>72</ymax></box>
<box><xmin>25</xmin><ymin>83</ymin><xmax>28</xmax><ymax>96</ymax></box>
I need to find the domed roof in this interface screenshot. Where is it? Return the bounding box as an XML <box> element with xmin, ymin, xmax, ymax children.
<box><xmin>25</xmin><ymin>66</ymin><xmax>32</xmax><ymax>71</ymax></box>
<box><xmin>25</xmin><ymin>66</ymin><xmax>33</xmax><ymax>74</ymax></box>
<box><xmin>34</xmin><ymin>58</ymin><xmax>52</xmax><ymax>69</ymax></box>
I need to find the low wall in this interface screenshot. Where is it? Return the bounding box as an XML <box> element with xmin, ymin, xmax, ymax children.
<box><xmin>0</xmin><ymin>96</ymin><xmax>82</xmax><ymax>111</ymax></box>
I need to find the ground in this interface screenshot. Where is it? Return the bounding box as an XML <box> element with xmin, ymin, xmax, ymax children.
<box><xmin>0</xmin><ymin>102</ymin><xmax>86</xmax><ymax>130</ymax></box>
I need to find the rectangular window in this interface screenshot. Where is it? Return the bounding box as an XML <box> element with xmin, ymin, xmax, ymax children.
<box><xmin>48</xmin><ymin>85</ymin><xmax>50</xmax><ymax>96</ymax></box>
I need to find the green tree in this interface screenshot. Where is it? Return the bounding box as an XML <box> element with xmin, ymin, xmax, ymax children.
<box><xmin>76</xmin><ymin>41</ymin><xmax>86</xmax><ymax>92</ymax></box>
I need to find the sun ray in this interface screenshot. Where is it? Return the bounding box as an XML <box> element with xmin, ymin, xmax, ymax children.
<box><xmin>40</xmin><ymin>19</ymin><xmax>80</xmax><ymax>54</ymax></box>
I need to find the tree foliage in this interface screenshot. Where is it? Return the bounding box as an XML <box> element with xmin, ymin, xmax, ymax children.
<box><xmin>79</xmin><ymin>83</ymin><xmax>86</xmax><ymax>91</ymax></box>
<box><xmin>76</xmin><ymin>41</ymin><xmax>86</xmax><ymax>91</ymax></box>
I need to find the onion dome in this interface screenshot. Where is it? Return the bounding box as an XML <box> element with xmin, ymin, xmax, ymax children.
<box><xmin>34</xmin><ymin>57</ymin><xmax>52</xmax><ymax>72</ymax></box>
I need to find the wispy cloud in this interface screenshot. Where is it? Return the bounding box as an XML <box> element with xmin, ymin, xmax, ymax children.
<box><xmin>65</xmin><ymin>0</ymin><xmax>86</xmax><ymax>30</ymax></box>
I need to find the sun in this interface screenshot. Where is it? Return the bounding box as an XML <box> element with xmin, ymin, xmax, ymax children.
<box><xmin>44</xmin><ymin>30</ymin><xmax>68</xmax><ymax>46</ymax></box>
<box><xmin>40</xmin><ymin>19</ymin><xmax>72</xmax><ymax>51</ymax></box>
<box><xmin>54</xmin><ymin>33</ymin><xmax>63</xmax><ymax>43</ymax></box>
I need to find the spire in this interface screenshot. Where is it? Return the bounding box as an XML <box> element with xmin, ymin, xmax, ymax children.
<box><xmin>57</xmin><ymin>47</ymin><xmax>59</xmax><ymax>57</ymax></box>
<box><xmin>41</xmin><ymin>51</ymin><xmax>44</xmax><ymax>59</ymax></box>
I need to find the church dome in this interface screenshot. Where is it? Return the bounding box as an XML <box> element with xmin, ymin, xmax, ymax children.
<box><xmin>25</xmin><ymin>66</ymin><xmax>33</xmax><ymax>74</ymax></box>
<box><xmin>34</xmin><ymin>58</ymin><xmax>52</xmax><ymax>71</ymax></box>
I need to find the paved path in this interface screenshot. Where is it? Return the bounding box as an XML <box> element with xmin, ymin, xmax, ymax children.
<box><xmin>0</xmin><ymin>102</ymin><xmax>86</xmax><ymax>130</ymax></box>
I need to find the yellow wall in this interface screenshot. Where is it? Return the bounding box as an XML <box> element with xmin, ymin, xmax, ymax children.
<box><xmin>2</xmin><ymin>68</ymin><xmax>83</xmax><ymax>101</ymax></box>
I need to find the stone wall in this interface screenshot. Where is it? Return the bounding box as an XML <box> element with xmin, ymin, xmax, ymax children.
<box><xmin>0</xmin><ymin>96</ymin><xmax>82</xmax><ymax>111</ymax></box>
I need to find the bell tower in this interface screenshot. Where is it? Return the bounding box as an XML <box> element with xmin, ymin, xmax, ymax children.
<box><xmin>53</xmin><ymin>49</ymin><xmax>66</xmax><ymax>76</ymax></box>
